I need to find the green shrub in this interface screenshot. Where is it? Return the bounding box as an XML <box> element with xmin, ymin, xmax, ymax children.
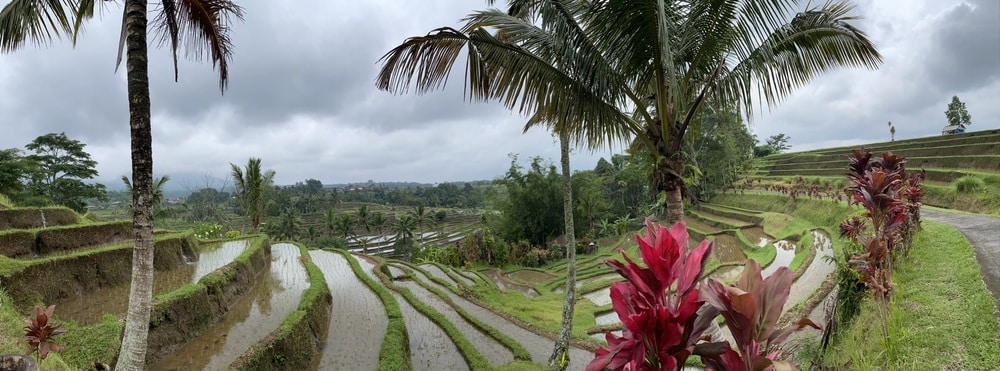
<box><xmin>225</xmin><ymin>230</ymin><xmax>240</xmax><ymax>239</ymax></box>
<box><xmin>193</xmin><ymin>222</ymin><xmax>223</xmax><ymax>239</ymax></box>
<box><xmin>954</xmin><ymin>176</ymin><xmax>985</xmax><ymax>193</ymax></box>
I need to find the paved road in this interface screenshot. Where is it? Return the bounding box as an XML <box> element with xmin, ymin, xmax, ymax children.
<box><xmin>922</xmin><ymin>208</ymin><xmax>1000</xmax><ymax>311</ymax></box>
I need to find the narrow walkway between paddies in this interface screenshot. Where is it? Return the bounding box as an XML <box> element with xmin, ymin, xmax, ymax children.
<box><xmin>151</xmin><ymin>244</ymin><xmax>309</xmax><ymax>370</ymax></box>
<box><xmin>309</xmin><ymin>250</ymin><xmax>388</xmax><ymax>369</ymax></box>
<box><xmin>922</xmin><ymin>208</ymin><xmax>1000</xmax><ymax>312</ymax></box>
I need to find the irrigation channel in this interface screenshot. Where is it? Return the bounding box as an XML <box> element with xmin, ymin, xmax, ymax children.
<box><xmin>590</xmin><ymin>230</ymin><xmax>834</xmax><ymax>340</ymax></box>
<box><xmin>151</xmin><ymin>243</ymin><xmax>309</xmax><ymax>370</ymax></box>
<box><xmin>56</xmin><ymin>240</ymin><xmax>251</xmax><ymax>325</ymax></box>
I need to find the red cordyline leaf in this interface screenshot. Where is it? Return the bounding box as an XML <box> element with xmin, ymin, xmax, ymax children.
<box><xmin>20</xmin><ymin>305</ymin><xmax>67</xmax><ymax>360</ymax></box>
<box><xmin>589</xmin><ymin>221</ymin><xmax>722</xmax><ymax>371</ymax></box>
<box><xmin>700</xmin><ymin>260</ymin><xmax>820</xmax><ymax>371</ymax></box>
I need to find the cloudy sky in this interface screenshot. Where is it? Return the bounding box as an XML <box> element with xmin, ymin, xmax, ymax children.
<box><xmin>1</xmin><ymin>0</ymin><xmax>997</xmax><ymax>189</ymax></box>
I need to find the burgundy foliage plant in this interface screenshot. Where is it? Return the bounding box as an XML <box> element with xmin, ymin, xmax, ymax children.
<box><xmin>587</xmin><ymin>220</ymin><xmax>725</xmax><ymax>370</ymax></box>
<box><xmin>20</xmin><ymin>305</ymin><xmax>66</xmax><ymax>361</ymax></box>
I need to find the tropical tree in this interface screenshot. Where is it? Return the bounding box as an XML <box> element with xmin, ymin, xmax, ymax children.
<box><xmin>0</xmin><ymin>0</ymin><xmax>245</xmax><ymax>367</ymax></box>
<box><xmin>356</xmin><ymin>204</ymin><xmax>373</xmax><ymax>235</ymax></box>
<box><xmin>393</xmin><ymin>214</ymin><xmax>416</xmax><ymax>259</ymax></box>
<box><xmin>945</xmin><ymin>95</ymin><xmax>972</xmax><ymax>127</ymax></box>
<box><xmin>409</xmin><ymin>204</ymin><xmax>434</xmax><ymax>248</ymax></box>
<box><xmin>324</xmin><ymin>208</ymin><xmax>337</xmax><ymax>238</ymax></box>
<box><xmin>121</xmin><ymin>174</ymin><xmax>172</xmax><ymax>218</ymax></box>
<box><xmin>23</xmin><ymin>132</ymin><xmax>107</xmax><ymax>212</ymax></box>
<box><xmin>231</xmin><ymin>158</ymin><xmax>276</xmax><ymax>233</ymax></box>
<box><xmin>371</xmin><ymin>211</ymin><xmax>388</xmax><ymax>239</ymax></box>
<box><xmin>334</xmin><ymin>214</ymin><xmax>356</xmax><ymax>240</ymax></box>
<box><xmin>377</xmin><ymin>0</ymin><xmax>881</xmax><ymax>226</ymax></box>
<box><xmin>273</xmin><ymin>207</ymin><xmax>301</xmax><ymax>241</ymax></box>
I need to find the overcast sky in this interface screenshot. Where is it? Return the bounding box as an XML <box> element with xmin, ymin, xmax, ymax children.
<box><xmin>1</xmin><ymin>0</ymin><xmax>997</xmax><ymax>189</ymax></box>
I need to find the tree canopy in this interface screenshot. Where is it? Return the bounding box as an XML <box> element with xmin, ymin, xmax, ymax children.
<box><xmin>945</xmin><ymin>95</ymin><xmax>972</xmax><ymax>127</ymax></box>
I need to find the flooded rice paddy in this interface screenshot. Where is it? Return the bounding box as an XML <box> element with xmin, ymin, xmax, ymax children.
<box><xmin>151</xmin><ymin>244</ymin><xmax>308</xmax><ymax>370</ymax></box>
<box><xmin>309</xmin><ymin>250</ymin><xmax>388</xmax><ymax>370</ymax></box>
<box><xmin>400</xmin><ymin>269</ymin><xmax>513</xmax><ymax>367</ymax></box>
<box><xmin>55</xmin><ymin>240</ymin><xmax>250</xmax><ymax>325</ymax></box>
<box><xmin>391</xmin><ymin>289</ymin><xmax>468</xmax><ymax>370</ymax></box>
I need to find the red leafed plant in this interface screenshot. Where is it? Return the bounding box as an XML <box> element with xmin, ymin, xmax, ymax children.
<box><xmin>587</xmin><ymin>220</ymin><xmax>725</xmax><ymax>371</ymax></box>
<box><xmin>20</xmin><ymin>305</ymin><xmax>66</xmax><ymax>361</ymax></box>
<box><xmin>699</xmin><ymin>260</ymin><xmax>820</xmax><ymax>371</ymax></box>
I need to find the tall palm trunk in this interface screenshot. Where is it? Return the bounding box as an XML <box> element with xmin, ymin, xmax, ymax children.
<box><xmin>549</xmin><ymin>127</ymin><xmax>577</xmax><ymax>369</ymax></box>
<box><xmin>116</xmin><ymin>0</ymin><xmax>155</xmax><ymax>369</ymax></box>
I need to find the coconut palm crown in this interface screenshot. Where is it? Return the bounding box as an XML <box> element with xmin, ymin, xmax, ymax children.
<box><xmin>377</xmin><ymin>0</ymin><xmax>882</xmax><ymax>224</ymax></box>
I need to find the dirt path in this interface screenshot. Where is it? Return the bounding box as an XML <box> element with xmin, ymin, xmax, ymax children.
<box><xmin>416</xmin><ymin>268</ymin><xmax>593</xmax><ymax>370</ymax></box>
<box><xmin>309</xmin><ymin>251</ymin><xmax>387</xmax><ymax>370</ymax></box>
<box><xmin>921</xmin><ymin>208</ymin><xmax>1000</xmax><ymax>311</ymax></box>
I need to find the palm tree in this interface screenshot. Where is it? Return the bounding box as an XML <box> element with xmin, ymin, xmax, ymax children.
<box><xmin>371</xmin><ymin>211</ymin><xmax>388</xmax><ymax>241</ymax></box>
<box><xmin>393</xmin><ymin>214</ymin><xmax>416</xmax><ymax>260</ymax></box>
<box><xmin>335</xmin><ymin>214</ymin><xmax>356</xmax><ymax>240</ymax></box>
<box><xmin>121</xmin><ymin>174</ymin><xmax>172</xmax><ymax>218</ymax></box>
<box><xmin>377</xmin><ymin>0</ymin><xmax>881</xmax><ymax>226</ymax></box>
<box><xmin>324</xmin><ymin>208</ymin><xmax>337</xmax><ymax>238</ymax></box>
<box><xmin>231</xmin><ymin>158</ymin><xmax>276</xmax><ymax>233</ymax></box>
<box><xmin>0</xmin><ymin>1</ymin><xmax>245</xmax><ymax>367</ymax></box>
<box><xmin>275</xmin><ymin>207</ymin><xmax>301</xmax><ymax>241</ymax></box>
<box><xmin>355</xmin><ymin>204</ymin><xmax>373</xmax><ymax>235</ymax></box>
<box><xmin>409</xmin><ymin>204</ymin><xmax>435</xmax><ymax>248</ymax></box>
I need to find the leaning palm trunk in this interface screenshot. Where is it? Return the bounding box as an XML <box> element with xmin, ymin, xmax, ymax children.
<box><xmin>549</xmin><ymin>128</ymin><xmax>577</xmax><ymax>369</ymax></box>
<box><xmin>116</xmin><ymin>0</ymin><xmax>154</xmax><ymax>368</ymax></box>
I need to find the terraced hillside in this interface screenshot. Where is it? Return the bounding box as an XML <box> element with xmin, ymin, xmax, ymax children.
<box><xmin>0</xmin><ymin>195</ymin><xmax>845</xmax><ymax>369</ymax></box>
<box><xmin>754</xmin><ymin>129</ymin><xmax>1000</xmax><ymax>215</ymax></box>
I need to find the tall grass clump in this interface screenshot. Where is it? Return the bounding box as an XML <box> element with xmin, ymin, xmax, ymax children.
<box><xmin>954</xmin><ymin>176</ymin><xmax>985</xmax><ymax>193</ymax></box>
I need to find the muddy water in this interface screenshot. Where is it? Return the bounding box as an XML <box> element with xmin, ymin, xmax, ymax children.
<box><xmin>399</xmin><ymin>270</ymin><xmax>513</xmax><ymax>367</ymax></box>
<box><xmin>785</xmin><ymin>230</ymin><xmax>835</xmax><ymax>312</ymax></box>
<box><xmin>761</xmin><ymin>240</ymin><xmax>796</xmax><ymax>277</ymax></box>
<box><xmin>151</xmin><ymin>244</ymin><xmax>308</xmax><ymax>370</ymax></box>
<box><xmin>419</xmin><ymin>264</ymin><xmax>460</xmax><ymax>287</ymax></box>
<box><xmin>742</xmin><ymin>227</ymin><xmax>770</xmax><ymax>246</ymax></box>
<box><xmin>480</xmin><ymin>269</ymin><xmax>539</xmax><ymax>297</ymax></box>
<box><xmin>392</xmin><ymin>289</ymin><xmax>469</xmax><ymax>370</ymax></box>
<box><xmin>309</xmin><ymin>250</ymin><xmax>387</xmax><ymax>370</ymax></box>
<box><xmin>55</xmin><ymin>240</ymin><xmax>249</xmax><ymax>325</ymax></box>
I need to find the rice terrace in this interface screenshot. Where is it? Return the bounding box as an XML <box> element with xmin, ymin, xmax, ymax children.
<box><xmin>0</xmin><ymin>0</ymin><xmax>998</xmax><ymax>370</ymax></box>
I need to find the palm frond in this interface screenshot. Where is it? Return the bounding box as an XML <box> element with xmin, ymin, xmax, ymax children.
<box><xmin>154</xmin><ymin>0</ymin><xmax>245</xmax><ymax>92</ymax></box>
<box><xmin>718</xmin><ymin>0</ymin><xmax>883</xmax><ymax>119</ymax></box>
<box><xmin>376</xmin><ymin>27</ymin><xmax>475</xmax><ymax>96</ymax></box>
<box><xmin>0</xmin><ymin>0</ymin><xmax>75</xmax><ymax>52</ymax></box>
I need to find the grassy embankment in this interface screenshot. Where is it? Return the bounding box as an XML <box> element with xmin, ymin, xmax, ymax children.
<box><xmin>818</xmin><ymin>221</ymin><xmax>1000</xmax><ymax>369</ymax></box>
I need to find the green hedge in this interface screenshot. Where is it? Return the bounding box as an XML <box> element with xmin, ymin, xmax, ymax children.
<box><xmin>231</xmin><ymin>243</ymin><xmax>332</xmax><ymax>370</ymax></box>
<box><xmin>145</xmin><ymin>236</ymin><xmax>270</xmax><ymax>367</ymax></box>
<box><xmin>0</xmin><ymin>233</ymin><xmax>196</xmax><ymax>312</ymax></box>
<box><xmin>0</xmin><ymin>230</ymin><xmax>34</xmax><ymax>257</ymax></box>
<box><xmin>35</xmin><ymin>221</ymin><xmax>131</xmax><ymax>256</ymax></box>
<box><xmin>0</xmin><ymin>207</ymin><xmax>78</xmax><ymax>231</ymax></box>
